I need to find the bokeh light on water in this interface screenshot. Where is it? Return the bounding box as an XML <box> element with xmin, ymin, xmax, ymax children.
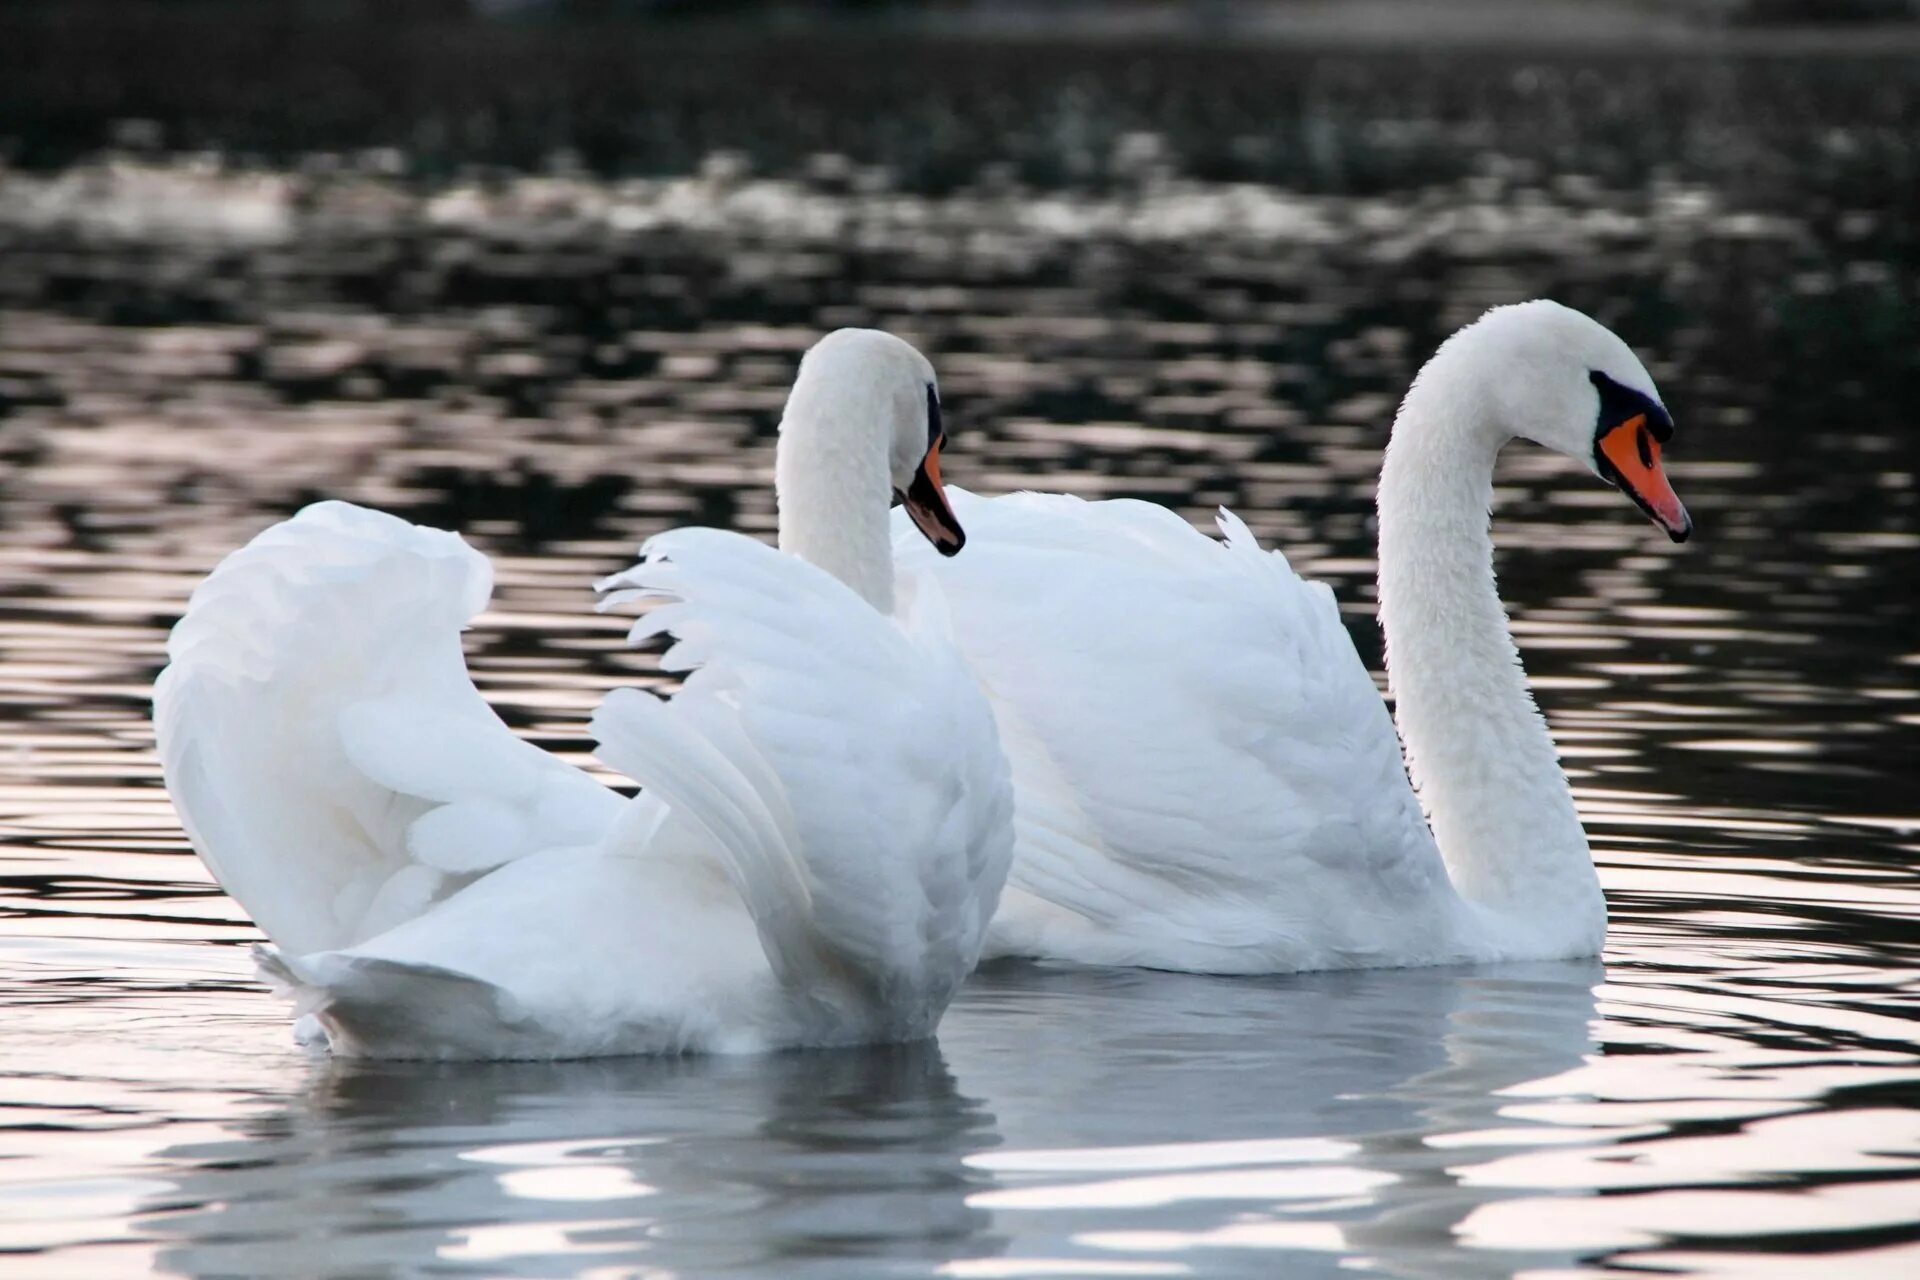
<box><xmin>0</xmin><ymin>19</ymin><xmax>1916</xmax><ymax>1279</ymax></box>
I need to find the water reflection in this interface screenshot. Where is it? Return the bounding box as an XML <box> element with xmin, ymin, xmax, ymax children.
<box><xmin>147</xmin><ymin>1043</ymin><xmax>998</xmax><ymax>1278</ymax></box>
<box><xmin>144</xmin><ymin>963</ymin><xmax>1601</xmax><ymax>1279</ymax></box>
<box><xmin>1</xmin><ymin>36</ymin><xmax>1917</xmax><ymax>1277</ymax></box>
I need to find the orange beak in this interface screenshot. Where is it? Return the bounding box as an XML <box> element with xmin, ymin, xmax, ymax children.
<box><xmin>1598</xmin><ymin>414</ymin><xmax>1691</xmax><ymax>543</ymax></box>
<box><xmin>903</xmin><ymin>436</ymin><xmax>965</xmax><ymax>556</ymax></box>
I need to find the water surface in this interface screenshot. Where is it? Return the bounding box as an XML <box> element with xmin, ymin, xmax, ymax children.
<box><xmin>1</xmin><ymin>34</ymin><xmax>1917</xmax><ymax>1279</ymax></box>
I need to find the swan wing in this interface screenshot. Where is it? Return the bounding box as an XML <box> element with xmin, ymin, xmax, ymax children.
<box><xmin>153</xmin><ymin>501</ymin><xmax>623</xmax><ymax>957</ymax></box>
<box><xmin>593</xmin><ymin>527</ymin><xmax>1013</xmax><ymax>1033</ymax></box>
<box><xmin>893</xmin><ymin>489</ymin><xmax>1444</xmax><ymax>969</ymax></box>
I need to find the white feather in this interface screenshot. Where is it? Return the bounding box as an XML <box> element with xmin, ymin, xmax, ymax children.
<box><xmin>895</xmin><ymin>487</ymin><xmax>1452</xmax><ymax>974</ymax></box>
<box><xmin>153</xmin><ymin>501</ymin><xmax>623</xmax><ymax>958</ymax></box>
<box><xmin>887</xmin><ymin>303</ymin><xmax>1665</xmax><ymax>974</ymax></box>
<box><xmin>155</xmin><ymin>329</ymin><xmax>1013</xmax><ymax>1059</ymax></box>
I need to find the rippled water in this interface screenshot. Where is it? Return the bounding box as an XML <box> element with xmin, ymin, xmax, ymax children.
<box><xmin>2</xmin><ymin>33</ymin><xmax>1918</xmax><ymax>1277</ymax></box>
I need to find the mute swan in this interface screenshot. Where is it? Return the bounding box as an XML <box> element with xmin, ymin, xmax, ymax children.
<box><xmin>893</xmin><ymin>300</ymin><xmax>1690</xmax><ymax>974</ymax></box>
<box><xmin>154</xmin><ymin>328</ymin><xmax>1012</xmax><ymax>1058</ymax></box>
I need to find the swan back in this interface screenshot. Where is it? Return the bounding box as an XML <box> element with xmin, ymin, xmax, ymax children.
<box><xmin>894</xmin><ymin>488</ymin><xmax>1455</xmax><ymax>973</ymax></box>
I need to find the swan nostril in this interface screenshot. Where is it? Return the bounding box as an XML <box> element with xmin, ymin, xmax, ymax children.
<box><xmin>1636</xmin><ymin>427</ymin><xmax>1654</xmax><ymax>470</ymax></box>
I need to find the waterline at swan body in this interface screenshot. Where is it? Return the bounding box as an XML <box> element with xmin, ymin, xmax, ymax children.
<box><xmin>154</xmin><ymin>328</ymin><xmax>1012</xmax><ymax>1058</ymax></box>
<box><xmin>894</xmin><ymin>301</ymin><xmax>1690</xmax><ymax>975</ymax></box>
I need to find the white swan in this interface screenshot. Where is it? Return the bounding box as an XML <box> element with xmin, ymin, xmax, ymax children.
<box><xmin>893</xmin><ymin>300</ymin><xmax>1690</xmax><ymax>974</ymax></box>
<box><xmin>154</xmin><ymin>328</ymin><xmax>1012</xmax><ymax>1059</ymax></box>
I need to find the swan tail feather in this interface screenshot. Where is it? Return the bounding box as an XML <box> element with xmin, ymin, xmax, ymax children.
<box><xmin>256</xmin><ymin>944</ymin><xmax>549</xmax><ymax>1060</ymax></box>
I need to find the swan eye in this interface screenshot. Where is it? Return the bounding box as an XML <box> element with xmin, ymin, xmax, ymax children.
<box><xmin>1589</xmin><ymin>370</ymin><xmax>1672</xmax><ymax>444</ymax></box>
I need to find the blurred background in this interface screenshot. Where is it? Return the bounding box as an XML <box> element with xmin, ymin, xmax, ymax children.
<box><xmin>0</xmin><ymin>2</ymin><xmax>1917</xmax><ymax>1278</ymax></box>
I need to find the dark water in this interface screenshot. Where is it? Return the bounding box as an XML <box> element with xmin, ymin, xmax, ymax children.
<box><xmin>1</xmin><ymin>28</ymin><xmax>1917</xmax><ymax>1279</ymax></box>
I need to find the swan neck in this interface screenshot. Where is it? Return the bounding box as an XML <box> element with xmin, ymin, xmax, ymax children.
<box><xmin>1376</xmin><ymin>368</ymin><xmax>1600</xmax><ymax>926</ymax></box>
<box><xmin>774</xmin><ymin>385</ymin><xmax>896</xmax><ymax>615</ymax></box>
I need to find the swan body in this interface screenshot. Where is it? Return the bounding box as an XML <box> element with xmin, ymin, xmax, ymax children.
<box><xmin>156</xmin><ymin>329</ymin><xmax>1012</xmax><ymax>1058</ymax></box>
<box><xmin>895</xmin><ymin>301</ymin><xmax>1690</xmax><ymax>974</ymax></box>
<box><xmin>892</xmin><ymin>489</ymin><xmax>1458</xmax><ymax>973</ymax></box>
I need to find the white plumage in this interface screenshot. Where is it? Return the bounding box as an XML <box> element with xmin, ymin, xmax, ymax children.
<box><xmin>155</xmin><ymin>500</ymin><xmax>623</xmax><ymax>960</ymax></box>
<box><xmin>893</xmin><ymin>489</ymin><xmax>1452</xmax><ymax>973</ymax></box>
<box><xmin>155</xmin><ymin>329</ymin><xmax>1012</xmax><ymax>1058</ymax></box>
<box><xmin>894</xmin><ymin>301</ymin><xmax>1691</xmax><ymax>974</ymax></box>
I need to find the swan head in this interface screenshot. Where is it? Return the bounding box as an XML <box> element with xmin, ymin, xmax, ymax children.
<box><xmin>1456</xmin><ymin>300</ymin><xmax>1692</xmax><ymax>543</ymax></box>
<box><xmin>789</xmin><ymin>328</ymin><xmax>965</xmax><ymax>556</ymax></box>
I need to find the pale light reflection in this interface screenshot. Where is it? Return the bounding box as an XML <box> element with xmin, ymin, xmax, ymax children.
<box><xmin>1461</xmin><ymin>1182</ymin><xmax>1920</xmax><ymax>1253</ymax></box>
<box><xmin>441</xmin><ymin>1221</ymin><xmax>639</xmax><ymax>1263</ymax></box>
<box><xmin>965</xmin><ymin>1137</ymin><xmax>1356</xmax><ymax>1175</ymax></box>
<box><xmin>967</xmin><ymin>1165</ymin><xmax>1396</xmax><ymax>1212</ymax></box>
<box><xmin>1457</xmin><ymin>1109</ymin><xmax>1920</xmax><ymax>1192</ymax></box>
<box><xmin>495</xmin><ymin>1166</ymin><xmax>657</xmax><ymax>1203</ymax></box>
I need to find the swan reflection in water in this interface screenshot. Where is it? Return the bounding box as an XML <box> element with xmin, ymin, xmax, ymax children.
<box><xmin>144</xmin><ymin>960</ymin><xmax>1601</xmax><ymax>1278</ymax></box>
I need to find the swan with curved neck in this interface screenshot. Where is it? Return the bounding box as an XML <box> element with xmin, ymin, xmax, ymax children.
<box><xmin>154</xmin><ymin>327</ymin><xmax>1010</xmax><ymax>1058</ymax></box>
<box><xmin>1377</xmin><ymin>301</ymin><xmax>1688</xmax><ymax>955</ymax></box>
<box><xmin>894</xmin><ymin>300</ymin><xmax>1690</xmax><ymax>973</ymax></box>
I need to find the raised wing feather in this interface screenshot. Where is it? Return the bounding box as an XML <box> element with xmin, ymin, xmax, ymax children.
<box><xmin>893</xmin><ymin>488</ymin><xmax>1451</xmax><ymax>971</ymax></box>
<box><xmin>154</xmin><ymin>501</ymin><xmax>622</xmax><ymax>956</ymax></box>
<box><xmin>594</xmin><ymin>527</ymin><xmax>1013</xmax><ymax>1034</ymax></box>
